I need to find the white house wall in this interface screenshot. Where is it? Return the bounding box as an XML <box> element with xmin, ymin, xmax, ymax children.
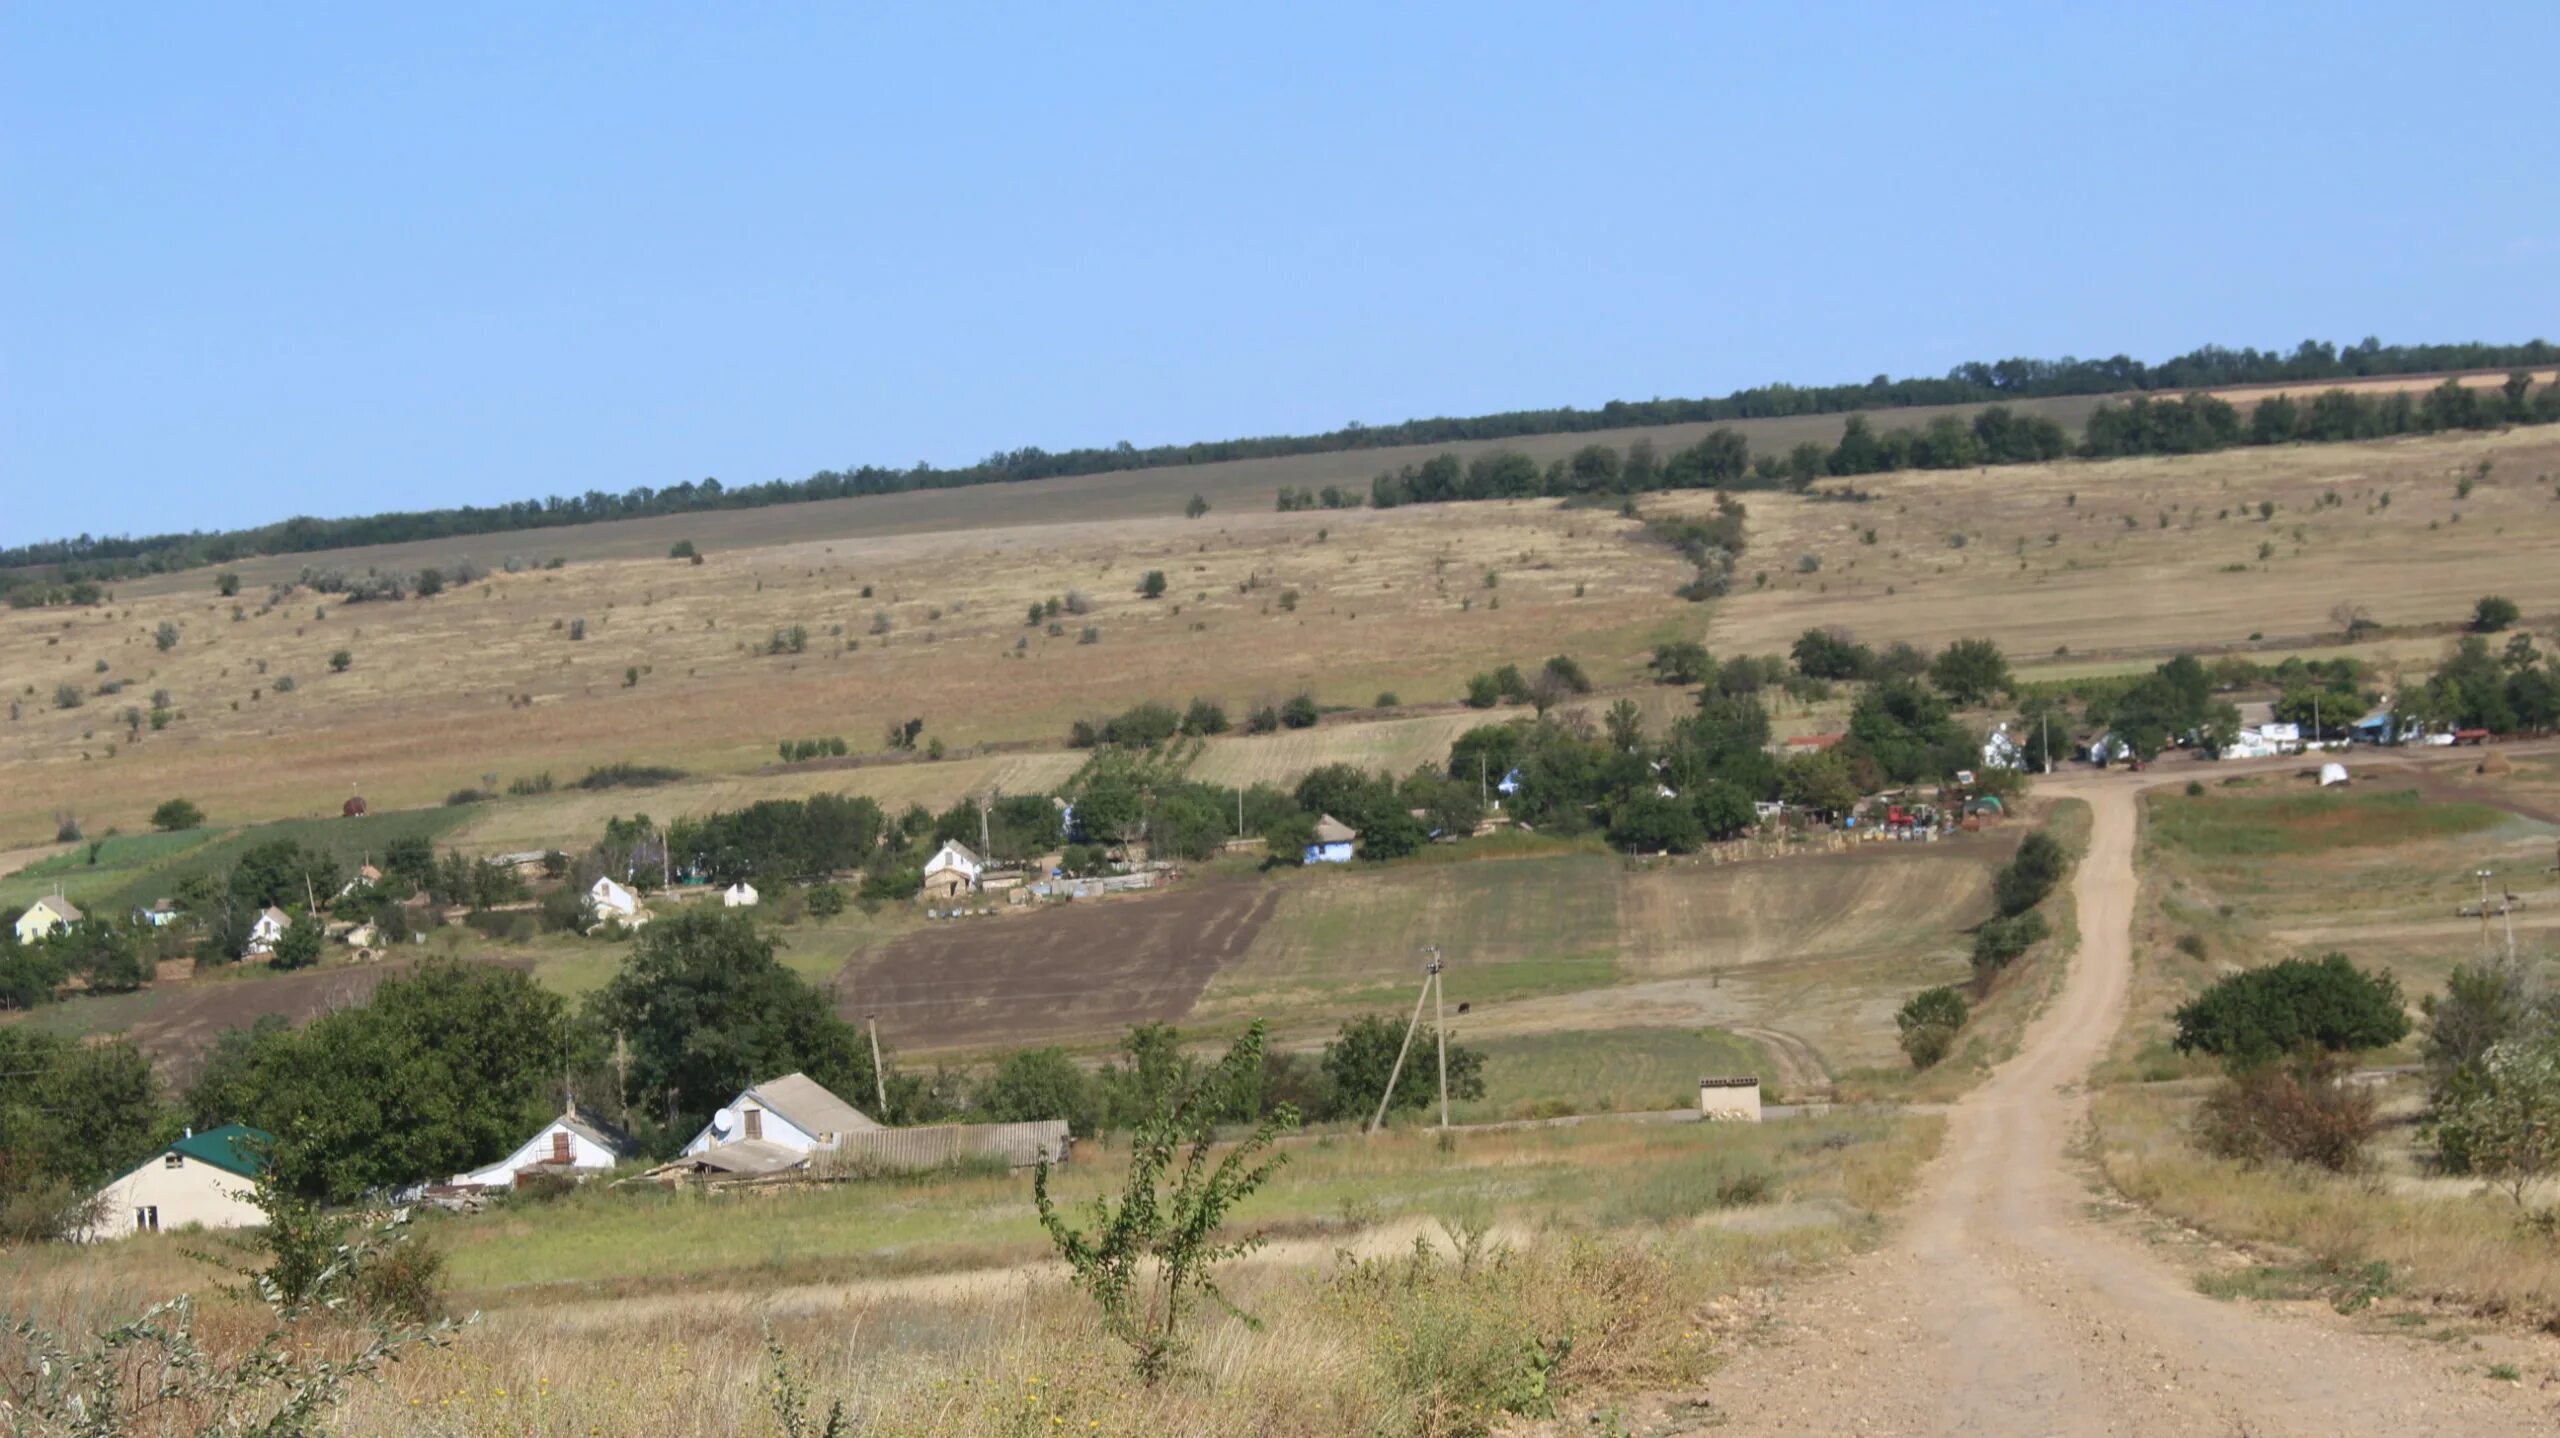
<box><xmin>681</xmin><ymin>1095</ymin><xmax>823</xmax><ymax>1156</ymax></box>
<box><xmin>454</xmin><ymin>1122</ymin><xmax>623</xmax><ymax>1187</ymax></box>
<box><xmin>82</xmin><ymin>1155</ymin><xmax>261</xmax><ymax>1241</ymax></box>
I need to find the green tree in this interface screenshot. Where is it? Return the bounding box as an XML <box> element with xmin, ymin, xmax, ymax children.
<box><xmin>154</xmin><ymin>620</ymin><xmax>181</xmax><ymax>652</ymax></box>
<box><xmin>2430</xmin><ymin>1030</ymin><xmax>2560</xmax><ymax>1203</ymax></box>
<box><xmin>0</xmin><ymin>1027</ymin><xmax>166</xmax><ymax>1237</ymax></box>
<box><xmin>1318</xmin><ymin>1013</ymin><xmax>1486</xmax><ymax>1122</ymax></box>
<box><xmin>1034</xmin><ymin>1022</ymin><xmax>1297</xmax><ymax>1383</ymax></box>
<box><xmin>2172</xmin><ymin>954</ymin><xmax>2410</xmax><ymax>1067</ymax></box>
<box><xmin>1280</xmin><ymin>693</ymin><xmax>1320</xmax><ymax>729</ymax></box>
<box><xmin>216</xmin><ymin>571</ymin><xmax>241</xmax><ymax>596</ymax></box>
<box><xmin>1138</xmin><ymin>569</ymin><xmax>1168</xmax><ymax>599</ymax></box>
<box><xmin>210</xmin><ymin>959</ymin><xmax>573</xmax><ymax>1200</ymax></box>
<box><xmin>1648</xmin><ymin>640</ymin><xmax>1713</xmax><ymax>686</ymax></box>
<box><xmin>587</xmin><ymin>909</ymin><xmax>870</xmax><ymax>1137</ymax></box>
<box><xmin>151</xmin><ymin>796</ymin><xmax>206</xmax><ymax>831</ymax></box>
<box><xmin>329</xmin><ymin>649</ymin><xmax>353</xmax><ymax>673</ymax></box>
<box><xmin>1607</xmin><ymin>791</ymin><xmax>1703</xmax><ymax>853</ymax></box>
<box><xmin>978</xmin><ymin>1047</ymin><xmax>1103</xmax><ymax>1134</ymax></box>
<box><xmin>1992</xmin><ymin>829</ymin><xmax>2069</xmax><ymax>916</ymax></box>
<box><xmin>1897</xmin><ymin>985</ymin><xmax>1969</xmax><ymax>1069</ymax></box>
<box><xmin>2471</xmin><ymin>594</ymin><xmax>2520</xmax><ymax>633</ymax></box>
<box><xmin>1183</xmin><ymin>494</ymin><xmax>1209</xmax><ymax>519</ymax></box>
<box><xmin>267</xmin><ymin>914</ymin><xmax>324</xmax><ymax>971</ymax></box>
<box><xmin>1928</xmin><ymin>637</ymin><xmax>2011</xmax><ymax>706</ymax></box>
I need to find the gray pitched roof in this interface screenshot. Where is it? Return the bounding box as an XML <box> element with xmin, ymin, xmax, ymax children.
<box><xmin>1312</xmin><ymin>815</ymin><xmax>1357</xmax><ymax>844</ymax></box>
<box><xmin>32</xmin><ymin>895</ymin><xmax>81</xmax><ymax>922</ymax></box>
<box><xmin>747</xmin><ymin>1072</ymin><xmax>880</xmax><ymax>1138</ymax></box>
<box><xmin>559</xmin><ymin>1107</ymin><xmax>636</xmax><ymax>1157</ymax></box>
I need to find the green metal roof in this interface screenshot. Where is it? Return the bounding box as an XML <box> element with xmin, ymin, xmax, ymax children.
<box><xmin>168</xmin><ymin>1124</ymin><xmax>276</xmax><ymax>1179</ymax></box>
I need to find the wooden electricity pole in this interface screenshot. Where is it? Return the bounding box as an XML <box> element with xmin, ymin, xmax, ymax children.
<box><xmin>867</xmin><ymin>1012</ymin><xmax>890</xmax><ymax>1121</ymax></box>
<box><xmin>1430</xmin><ymin>948</ymin><xmax>1449</xmax><ymax>1130</ymax></box>
<box><xmin>1368</xmin><ymin>960</ymin><xmax>1439</xmax><ymax>1136</ymax></box>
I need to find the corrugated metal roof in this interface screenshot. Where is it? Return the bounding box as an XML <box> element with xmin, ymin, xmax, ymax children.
<box><xmin>170</xmin><ymin>1124</ymin><xmax>276</xmax><ymax>1179</ymax></box>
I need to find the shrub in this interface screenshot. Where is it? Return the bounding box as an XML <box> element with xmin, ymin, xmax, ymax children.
<box><xmin>669</xmin><ymin>539</ymin><xmax>699</xmax><ymax>560</ymax></box>
<box><xmin>2430</xmin><ymin>1029</ymin><xmax>2560</xmax><ymax>1201</ymax></box>
<box><xmin>805</xmin><ymin>883</ymin><xmax>848</xmax><ymax>919</ymax></box>
<box><xmin>1540</xmin><ymin>655</ymin><xmax>1591</xmax><ymax>693</ymax></box>
<box><xmin>1138</xmin><ymin>569</ymin><xmax>1168</xmax><ymax>599</ymax></box>
<box><xmin>2172</xmin><ymin>953</ymin><xmax>2410</xmax><ymax>1066</ymax></box>
<box><xmin>2472</xmin><ymin>594</ymin><xmax>2520</xmax><ymax>632</ymax></box>
<box><xmin>1280</xmin><ymin>693</ymin><xmax>1320</xmax><ymax>729</ymax></box>
<box><xmin>154</xmin><ymin>620</ymin><xmax>180</xmax><ymax>652</ymax></box>
<box><xmin>1245</xmin><ymin>703</ymin><xmax>1280</xmax><ymax>734</ymax></box>
<box><xmin>215</xmin><ymin>571</ymin><xmax>240</xmax><ymax>596</ymax></box>
<box><xmin>53</xmin><ymin>682</ymin><xmax>82</xmax><ymax>710</ymax></box>
<box><xmin>1180</xmin><ymin>698</ymin><xmax>1229</xmax><ymax>736</ymax></box>
<box><xmin>150</xmin><ymin>797</ymin><xmax>205</xmax><ymax>831</ymax></box>
<box><xmin>2195</xmin><ymin>1051</ymin><xmax>2376</xmax><ymax>1172</ymax></box>
<box><xmin>1971</xmin><ymin>909</ymin><xmax>2048</xmax><ymax>978</ymax></box>
<box><xmin>1991</xmin><ymin>829</ymin><xmax>2067</xmax><ymax>916</ymax></box>
<box><xmin>329</xmin><ymin>649</ymin><xmax>353</xmax><ymax>673</ymax></box>
<box><xmin>1464</xmin><ymin>672</ymin><xmax>1502</xmax><ymax>708</ymax></box>
<box><xmin>1901</xmin><ymin>1023</ymin><xmax>1957</xmax><ymax>1070</ymax></box>
<box><xmin>1897</xmin><ymin>985</ymin><xmax>1969</xmax><ymax>1069</ymax></box>
<box><xmin>567</xmin><ymin>618</ymin><xmax>587</xmax><ymax>641</ymax></box>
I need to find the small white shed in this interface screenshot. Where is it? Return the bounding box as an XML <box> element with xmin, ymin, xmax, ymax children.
<box><xmin>722</xmin><ymin>881</ymin><xmax>760</xmax><ymax>908</ymax></box>
<box><xmin>1698</xmin><ymin>1076</ymin><xmax>1762</xmax><ymax>1123</ymax></box>
<box><xmin>452</xmin><ymin>1107</ymin><xmax>635</xmax><ymax>1189</ymax></box>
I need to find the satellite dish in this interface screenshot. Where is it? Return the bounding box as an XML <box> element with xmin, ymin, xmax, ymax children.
<box><xmin>711</xmin><ymin>1107</ymin><xmax>735</xmax><ymax>1136</ymax></box>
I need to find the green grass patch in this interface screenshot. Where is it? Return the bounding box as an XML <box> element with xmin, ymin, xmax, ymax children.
<box><xmin>1457</xmin><ymin>1027</ymin><xmax>1771</xmax><ymax>1122</ymax></box>
<box><xmin>2148</xmin><ymin>788</ymin><xmax>2505</xmax><ymax>859</ymax></box>
<box><xmin>82</xmin><ymin>806</ymin><xmax>473</xmax><ymax>916</ymax></box>
<box><xmin>0</xmin><ymin>829</ymin><xmax>220</xmax><ymax>911</ymax></box>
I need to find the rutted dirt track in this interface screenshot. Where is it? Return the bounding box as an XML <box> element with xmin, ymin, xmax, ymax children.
<box><xmin>1696</xmin><ymin>777</ymin><xmax>2557</xmax><ymax>1435</ymax></box>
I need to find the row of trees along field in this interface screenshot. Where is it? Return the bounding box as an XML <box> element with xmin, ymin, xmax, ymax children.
<box><xmin>0</xmin><ymin>911</ymin><xmax>1484</xmax><ymax>1238</ymax></box>
<box><xmin>5</xmin><ymin>337</ymin><xmax>2550</xmax><ymax>599</ymax></box>
<box><xmin>1360</xmin><ymin>372</ymin><xmax>2560</xmax><ymax>512</ymax></box>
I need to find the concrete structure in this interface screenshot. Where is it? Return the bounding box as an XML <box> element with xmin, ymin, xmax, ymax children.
<box><xmin>721</xmin><ymin>881</ymin><xmax>759</xmax><ymax>908</ymax></box>
<box><xmin>13</xmin><ymin>894</ymin><xmax>80</xmax><ymax>944</ymax></box>
<box><xmin>452</xmin><ymin>1107</ymin><xmax>635</xmax><ymax>1189</ymax></box>
<box><xmin>1304</xmin><ymin>814</ymin><xmax>1357</xmax><ymax>865</ymax></box>
<box><xmin>1698</xmin><ymin>1076</ymin><xmax>1762</xmax><ymax>1122</ymax></box>
<box><xmin>680</xmin><ymin>1072</ymin><xmax>880</xmax><ymax>1158</ymax></box>
<box><xmin>83</xmin><ymin>1125</ymin><xmax>273</xmax><ymax>1241</ymax></box>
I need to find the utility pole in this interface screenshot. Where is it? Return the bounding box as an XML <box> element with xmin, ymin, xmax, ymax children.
<box><xmin>1427</xmin><ymin>947</ymin><xmax>1449</xmax><ymax>1130</ymax></box>
<box><xmin>867</xmin><ymin>1012</ymin><xmax>890</xmax><ymax>1121</ymax></box>
<box><xmin>1368</xmin><ymin>961</ymin><xmax>1438</xmax><ymax>1135</ymax></box>
<box><xmin>1237</xmin><ymin>786</ymin><xmax>1244</xmax><ymax>839</ymax></box>
<box><xmin>2477</xmin><ymin>868</ymin><xmax>2495</xmax><ymax>956</ymax></box>
<box><xmin>612</xmin><ymin>1030</ymin><xmax>631</xmax><ymax>1127</ymax></box>
<box><xmin>978</xmin><ymin>794</ymin><xmax>992</xmax><ymax>855</ymax></box>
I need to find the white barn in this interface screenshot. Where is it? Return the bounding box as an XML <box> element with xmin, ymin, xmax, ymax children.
<box><xmin>922</xmin><ymin>840</ymin><xmax>984</xmax><ymax>898</ymax></box>
<box><xmin>243</xmin><ymin>906</ymin><xmax>291</xmax><ymax>955</ymax></box>
<box><xmin>681</xmin><ymin>1072</ymin><xmax>880</xmax><ymax>1158</ymax></box>
<box><xmin>83</xmin><ymin>1125</ymin><xmax>273</xmax><ymax>1241</ymax></box>
<box><xmin>452</xmin><ymin>1107</ymin><xmax>635</xmax><ymax>1189</ymax></box>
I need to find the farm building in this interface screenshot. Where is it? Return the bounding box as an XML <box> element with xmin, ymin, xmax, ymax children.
<box><xmin>452</xmin><ymin>1106</ymin><xmax>636</xmax><ymax>1189</ymax></box>
<box><xmin>132</xmin><ymin>897</ymin><xmax>183</xmax><ymax>929</ymax></box>
<box><xmin>1305</xmin><ymin>815</ymin><xmax>1357</xmax><ymax>865</ymax></box>
<box><xmin>680</xmin><ymin>1072</ymin><xmax>880</xmax><ymax>1159</ymax></box>
<box><xmin>13</xmin><ymin>894</ymin><xmax>80</xmax><ymax>944</ymax></box>
<box><xmin>722</xmin><ymin>881</ymin><xmax>759</xmax><ymax>908</ymax></box>
<box><xmin>243</xmin><ymin>906</ymin><xmax>290</xmax><ymax>955</ymax></box>
<box><xmin>586</xmin><ymin>876</ymin><xmax>644</xmax><ymax>925</ymax></box>
<box><xmin>82</xmin><ymin>1125</ymin><xmax>273</xmax><ymax>1242</ymax></box>
<box><xmin>922</xmin><ymin>840</ymin><xmax>984</xmax><ymax>899</ymax></box>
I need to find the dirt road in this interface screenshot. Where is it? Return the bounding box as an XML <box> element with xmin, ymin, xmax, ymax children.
<box><xmin>1695</xmin><ymin>776</ymin><xmax>2556</xmax><ymax>1435</ymax></box>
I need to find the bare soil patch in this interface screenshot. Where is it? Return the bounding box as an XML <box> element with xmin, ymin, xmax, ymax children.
<box><xmin>833</xmin><ymin>882</ymin><xmax>1279</xmax><ymax>1050</ymax></box>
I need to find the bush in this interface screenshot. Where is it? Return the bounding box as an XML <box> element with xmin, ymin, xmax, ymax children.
<box><xmin>805</xmin><ymin>883</ymin><xmax>848</xmax><ymax>919</ymax></box>
<box><xmin>1901</xmin><ymin>1023</ymin><xmax>1957</xmax><ymax>1070</ymax></box>
<box><xmin>2430</xmin><ymin>1029</ymin><xmax>2560</xmax><ymax>1201</ymax></box>
<box><xmin>2195</xmin><ymin>1051</ymin><xmax>2376</xmax><ymax>1172</ymax></box>
<box><xmin>329</xmin><ymin>649</ymin><xmax>353</xmax><ymax>672</ymax></box>
<box><xmin>1464</xmin><ymin>672</ymin><xmax>1502</xmax><ymax>708</ymax></box>
<box><xmin>1540</xmin><ymin>655</ymin><xmax>1591</xmax><ymax>693</ymax></box>
<box><xmin>2471</xmin><ymin>594</ymin><xmax>2520</xmax><ymax>633</ymax></box>
<box><xmin>1180</xmin><ymin>698</ymin><xmax>1229</xmax><ymax>736</ymax></box>
<box><xmin>1971</xmin><ymin>909</ymin><xmax>2048</xmax><ymax>979</ymax></box>
<box><xmin>669</xmin><ymin>539</ymin><xmax>699</xmax><ymax>560</ymax></box>
<box><xmin>1991</xmin><ymin>829</ymin><xmax>2067</xmax><ymax>916</ymax></box>
<box><xmin>1280</xmin><ymin>693</ymin><xmax>1320</xmax><ymax>729</ymax></box>
<box><xmin>1138</xmin><ymin>569</ymin><xmax>1168</xmax><ymax>599</ymax></box>
<box><xmin>2172</xmin><ymin>953</ymin><xmax>2410</xmax><ymax>1066</ymax></box>
<box><xmin>150</xmin><ymin>797</ymin><xmax>205</xmax><ymax>831</ymax></box>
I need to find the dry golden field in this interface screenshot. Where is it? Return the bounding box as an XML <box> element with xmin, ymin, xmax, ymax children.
<box><xmin>8</xmin><ymin>419</ymin><xmax>2560</xmax><ymax>853</ymax></box>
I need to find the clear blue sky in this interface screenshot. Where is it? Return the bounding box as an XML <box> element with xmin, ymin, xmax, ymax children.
<box><xmin>6</xmin><ymin>4</ymin><xmax>2556</xmax><ymax>544</ymax></box>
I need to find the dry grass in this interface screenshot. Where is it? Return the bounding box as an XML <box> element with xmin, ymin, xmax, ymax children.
<box><xmin>17</xmin><ymin>420</ymin><xmax>2560</xmax><ymax>855</ymax></box>
<box><xmin>2094</xmin><ymin>1084</ymin><xmax>2560</xmax><ymax>1326</ymax></box>
<box><xmin>2</xmin><ymin>1111</ymin><xmax>1943</xmax><ymax>1438</ymax></box>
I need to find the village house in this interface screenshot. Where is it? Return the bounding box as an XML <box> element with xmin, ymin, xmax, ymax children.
<box><xmin>921</xmin><ymin>839</ymin><xmax>984</xmax><ymax>900</ymax></box>
<box><xmin>83</xmin><ymin>1125</ymin><xmax>274</xmax><ymax>1241</ymax></box>
<box><xmin>721</xmin><ymin>880</ymin><xmax>759</xmax><ymax>908</ymax></box>
<box><xmin>451</xmin><ymin>1106</ymin><xmax>636</xmax><ymax>1189</ymax></box>
<box><xmin>243</xmin><ymin>906</ymin><xmax>291</xmax><ymax>955</ymax></box>
<box><xmin>334</xmin><ymin>864</ymin><xmax>383</xmax><ymax>902</ymax></box>
<box><xmin>585</xmin><ymin>876</ymin><xmax>645</xmax><ymax>928</ymax></box>
<box><xmin>680</xmin><ymin>1072</ymin><xmax>880</xmax><ymax>1161</ymax></box>
<box><xmin>1304</xmin><ymin>815</ymin><xmax>1357</xmax><ymax>865</ymax></box>
<box><xmin>14</xmin><ymin>894</ymin><xmax>81</xmax><ymax>944</ymax></box>
<box><xmin>132</xmin><ymin>897</ymin><xmax>183</xmax><ymax>929</ymax></box>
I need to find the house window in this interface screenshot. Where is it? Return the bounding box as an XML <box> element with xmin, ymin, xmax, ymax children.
<box><xmin>136</xmin><ymin>1206</ymin><xmax>159</xmax><ymax>1233</ymax></box>
<box><xmin>551</xmin><ymin>1130</ymin><xmax>572</xmax><ymax>1163</ymax></box>
<box><xmin>164</xmin><ymin>1153</ymin><xmax>184</xmax><ymax>1169</ymax></box>
<box><xmin>743</xmin><ymin>1108</ymin><xmax>762</xmax><ymax>1141</ymax></box>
